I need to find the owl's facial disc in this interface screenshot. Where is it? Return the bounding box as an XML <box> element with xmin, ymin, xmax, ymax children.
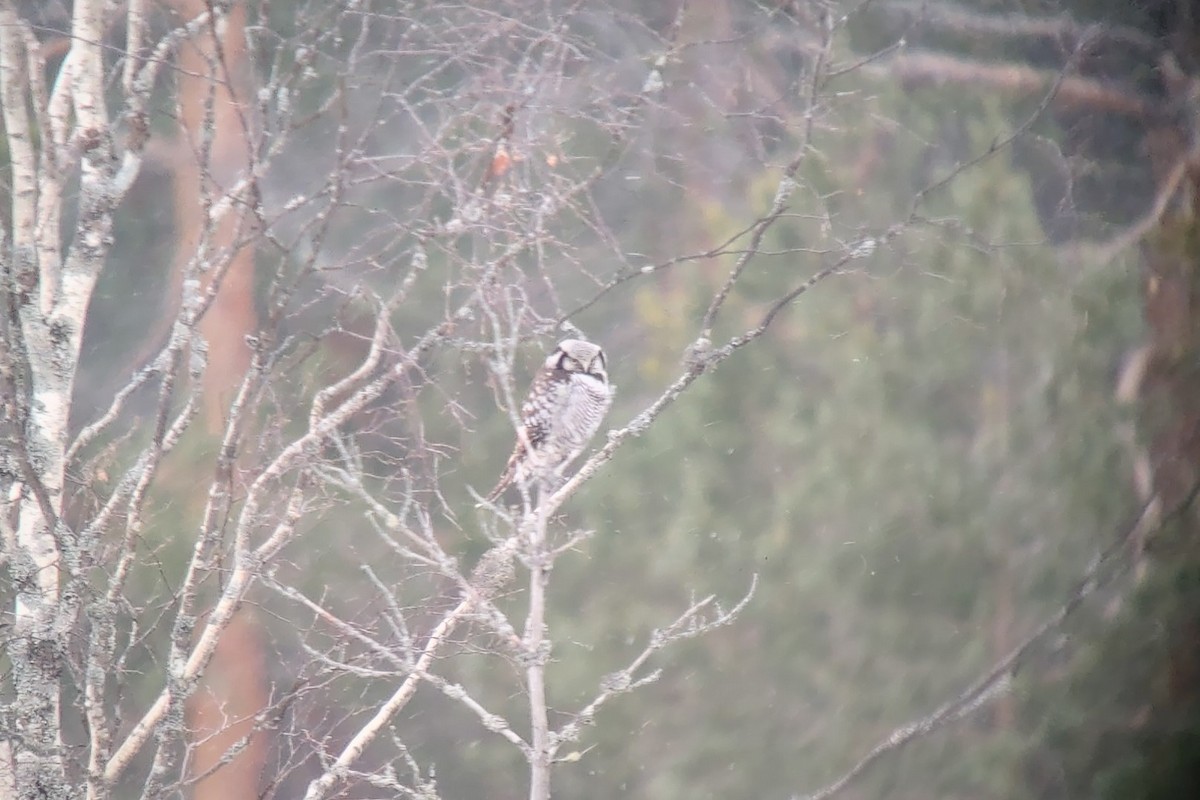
<box><xmin>549</xmin><ymin>339</ymin><xmax>607</xmax><ymax>382</ymax></box>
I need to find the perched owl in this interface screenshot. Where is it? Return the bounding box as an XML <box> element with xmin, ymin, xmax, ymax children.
<box><xmin>485</xmin><ymin>339</ymin><xmax>615</xmax><ymax>502</ymax></box>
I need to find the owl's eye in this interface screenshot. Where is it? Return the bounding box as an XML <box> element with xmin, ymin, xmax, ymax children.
<box><xmin>560</xmin><ymin>354</ymin><xmax>581</xmax><ymax>371</ymax></box>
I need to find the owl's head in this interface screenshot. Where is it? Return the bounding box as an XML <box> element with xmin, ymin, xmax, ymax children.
<box><xmin>549</xmin><ymin>339</ymin><xmax>608</xmax><ymax>383</ymax></box>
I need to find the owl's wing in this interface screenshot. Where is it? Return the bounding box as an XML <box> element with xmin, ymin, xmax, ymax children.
<box><xmin>521</xmin><ymin>369</ymin><xmax>570</xmax><ymax>451</ymax></box>
<box><xmin>485</xmin><ymin>369</ymin><xmax>569</xmax><ymax>502</ymax></box>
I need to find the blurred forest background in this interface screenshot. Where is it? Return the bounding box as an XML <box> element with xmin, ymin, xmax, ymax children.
<box><xmin>5</xmin><ymin>0</ymin><xmax>1200</xmax><ymax>798</ymax></box>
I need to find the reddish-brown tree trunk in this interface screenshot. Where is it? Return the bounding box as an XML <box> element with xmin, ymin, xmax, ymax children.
<box><xmin>1134</xmin><ymin>5</ymin><xmax>1200</xmax><ymax>728</ymax></box>
<box><xmin>167</xmin><ymin>2</ymin><xmax>270</xmax><ymax>796</ymax></box>
<box><xmin>187</xmin><ymin>611</ymin><xmax>270</xmax><ymax>799</ymax></box>
<box><xmin>170</xmin><ymin>0</ymin><xmax>258</xmax><ymax>431</ymax></box>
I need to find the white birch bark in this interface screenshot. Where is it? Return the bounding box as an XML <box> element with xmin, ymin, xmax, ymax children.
<box><xmin>1</xmin><ymin>6</ymin><xmax>68</xmax><ymax>796</ymax></box>
<box><xmin>1</xmin><ymin>1</ymin><xmax>145</xmax><ymax>797</ymax></box>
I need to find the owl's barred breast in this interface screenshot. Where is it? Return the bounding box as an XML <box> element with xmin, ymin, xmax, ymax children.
<box><xmin>521</xmin><ymin>371</ymin><xmax>612</xmax><ymax>479</ymax></box>
<box><xmin>562</xmin><ymin>373</ymin><xmax>613</xmax><ymax>443</ymax></box>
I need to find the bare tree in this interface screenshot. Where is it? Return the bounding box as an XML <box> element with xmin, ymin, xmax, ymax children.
<box><xmin>0</xmin><ymin>1</ymin><xmax>838</xmax><ymax>797</ymax></box>
<box><xmin>3</xmin><ymin>1</ymin><xmax>1189</xmax><ymax>799</ymax></box>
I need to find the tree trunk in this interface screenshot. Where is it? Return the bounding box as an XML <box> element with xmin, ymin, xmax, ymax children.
<box><xmin>2</xmin><ymin>1</ymin><xmax>130</xmax><ymax>796</ymax></box>
<box><xmin>166</xmin><ymin>0</ymin><xmax>272</xmax><ymax>792</ymax></box>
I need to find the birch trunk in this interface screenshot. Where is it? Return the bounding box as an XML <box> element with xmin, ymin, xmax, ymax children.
<box><xmin>1</xmin><ymin>1</ymin><xmax>143</xmax><ymax>796</ymax></box>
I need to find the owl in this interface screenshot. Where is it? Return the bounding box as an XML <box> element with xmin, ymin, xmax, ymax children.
<box><xmin>485</xmin><ymin>339</ymin><xmax>615</xmax><ymax>502</ymax></box>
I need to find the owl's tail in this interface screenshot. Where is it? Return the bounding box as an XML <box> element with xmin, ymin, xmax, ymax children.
<box><xmin>484</xmin><ymin>445</ymin><xmax>523</xmax><ymax>502</ymax></box>
<box><xmin>484</xmin><ymin>470</ymin><xmax>512</xmax><ymax>503</ymax></box>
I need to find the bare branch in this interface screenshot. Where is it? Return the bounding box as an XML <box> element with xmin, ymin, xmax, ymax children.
<box><xmin>301</xmin><ymin>597</ymin><xmax>477</xmax><ymax>800</ymax></box>
<box><xmin>541</xmin><ymin>246</ymin><xmax>853</xmax><ymax>520</ymax></box>
<box><xmin>795</xmin><ymin>489</ymin><xmax>1199</xmax><ymax>800</ymax></box>
<box><xmin>553</xmin><ymin>577</ymin><xmax>757</xmax><ymax>759</ymax></box>
<box><xmin>701</xmin><ymin>7</ymin><xmax>835</xmax><ymax>338</ymax></box>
